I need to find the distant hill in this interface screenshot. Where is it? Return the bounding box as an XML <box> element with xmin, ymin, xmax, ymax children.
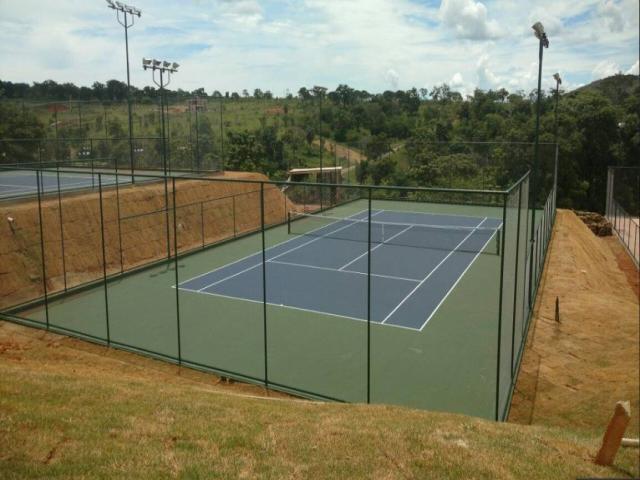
<box><xmin>569</xmin><ymin>73</ymin><xmax>639</xmax><ymax>106</ymax></box>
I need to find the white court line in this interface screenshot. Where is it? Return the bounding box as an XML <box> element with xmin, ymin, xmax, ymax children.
<box><xmin>381</xmin><ymin>217</ymin><xmax>488</xmax><ymax>325</ymax></box>
<box><xmin>418</xmin><ymin>223</ymin><xmax>500</xmax><ymax>331</ymax></box>
<box><xmin>177</xmin><ymin>209</ymin><xmax>369</xmax><ymax>286</ymax></box>
<box><xmin>268</xmin><ymin>259</ymin><xmax>420</xmax><ymax>283</ymax></box>
<box><xmin>176</xmin><ymin>286</ymin><xmax>421</xmax><ymax>333</ymax></box>
<box><xmin>193</xmin><ymin>210</ymin><xmax>383</xmax><ymax>292</ymax></box>
<box><xmin>338</xmin><ymin>224</ymin><xmax>413</xmax><ymax>271</ymax></box>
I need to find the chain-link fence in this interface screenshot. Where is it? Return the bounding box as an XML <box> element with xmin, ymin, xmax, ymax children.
<box><xmin>605</xmin><ymin>166</ymin><xmax>639</xmax><ymax>266</ymax></box>
<box><xmin>0</xmin><ymin>159</ymin><xmax>555</xmax><ymax>420</ymax></box>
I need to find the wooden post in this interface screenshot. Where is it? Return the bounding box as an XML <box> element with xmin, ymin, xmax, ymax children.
<box><xmin>555</xmin><ymin>297</ymin><xmax>560</xmax><ymax>323</ymax></box>
<box><xmin>595</xmin><ymin>401</ymin><xmax>631</xmax><ymax>466</ymax></box>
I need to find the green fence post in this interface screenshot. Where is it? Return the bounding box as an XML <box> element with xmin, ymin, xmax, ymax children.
<box><xmin>367</xmin><ymin>187</ymin><xmax>372</xmax><ymax>404</ymax></box>
<box><xmin>260</xmin><ymin>182</ymin><xmax>269</xmax><ymax>390</ymax></box>
<box><xmin>115</xmin><ymin>171</ymin><xmax>124</xmax><ymax>273</ymax></box>
<box><xmin>200</xmin><ymin>201</ymin><xmax>205</xmax><ymax>248</ymax></box>
<box><xmin>233</xmin><ymin>195</ymin><xmax>237</xmax><ymax>237</ymax></box>
<box><xmin>89</xmin><ymin>139</ymin><xmax>95</xmax><ymax>189</ymax></box>
<box><xmin>510</xmin><ymin>183</ymin><xmax>522</xmax><ymax>377</ymax></box>
<box><xmin>172</xmin><ymin>177</ymin><xmax>182</xmax><ymax>365</ymax></box>
<box><xmin>97</xmin><ymin>174</ymin><xmax>111</xmax><ymax>345</ymax></box>
<box><xmin>56</xmin><ymin>169</ymin><xmax>68</xmax><ymax>292</ymax></box>
<box><xmin>35</xmin><ymin>170</ymin><xmax>49</xmax><ymax>329</ymax></box>
<box><xmin>495</xmin><ymin>192</ymin><xmax>508</xmax><ymax>421</ymax></box>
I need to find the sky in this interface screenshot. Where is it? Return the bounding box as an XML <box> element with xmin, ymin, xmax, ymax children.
<box><xmin>0</xmin><ymin>0</ymin><xmax>638</xmax><ymax>96</ymax></box>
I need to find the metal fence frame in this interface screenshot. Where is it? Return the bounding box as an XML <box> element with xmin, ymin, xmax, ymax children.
<box><xmin>0</xmin><ymin>162</ymin><xmax>557</xmax><ymax>420</ymax></box>
<box><xmin>605</xmin><ymin>166</ymin><xmax>640</xmax><ymax>267</ymax></box>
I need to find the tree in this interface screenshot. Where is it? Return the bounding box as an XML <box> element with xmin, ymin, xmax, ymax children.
<box><xmin>191</xmin><ymin>87</ymin><xmax>207</xmax><ymax>97</ymax></box>
<box><xmin>298</xmin><ymin>87</ymin><xmax>312</xmax><ymax>101</ymax></box>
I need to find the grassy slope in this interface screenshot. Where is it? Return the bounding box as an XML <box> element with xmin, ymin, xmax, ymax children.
<box><xmin>1</xmin><ymin>321</ymin><xmax>636</xmax><ymax>479</ymax></box>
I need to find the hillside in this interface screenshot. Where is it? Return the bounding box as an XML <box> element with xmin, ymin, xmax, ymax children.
<box><xmin>570</xmin><ymin>74</ymin><xmax>639</xmax><ymax>105</ymax></box>
<box><xmin>1</xmin><ymin>320</ymin><xmax>639</xmax><ymax>479</ymax></box>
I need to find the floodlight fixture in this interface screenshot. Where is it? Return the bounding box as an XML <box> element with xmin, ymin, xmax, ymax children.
<box><xmin>142</xmin><ymin>57</ymin><xmax>152</xmax><ymax>66</ymax></box>
<box><xmin>532</xmin><ymin>22</ymin><xmax>549</xmax><ymax>48</ymax></box>
<box><xmin>163</xmin><ymin>61</ymin><xmax>171</xmax><ymax>68</ymax></box>
<box><xmin>153</xmin><ymin>59</ymin><xmax>161</xmax><ymax>67</ymax></box>
<box><xmin>172</xmin><ymin>62</ymin><xmax>179</xmax><ymax>70</ymax></box>
<box><xmin>553</xmin><ymin>72</ymin><xmax>562</xmax><ymax>84</ymax></box>
<box><xmin>106</xmin><ymin>0</ymin><xmax>116</xmax><ymax>8</ymax></box>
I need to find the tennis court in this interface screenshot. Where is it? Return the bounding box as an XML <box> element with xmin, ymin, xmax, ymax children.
<box><xmin>0</xmin><ymin>167</ymin><xmax>197</xmax><ymax>199</ymax></box>
<box><xmin>0</xmin><ymin>168</ymin><xmax>122</xmax><ymax>199</ymax></box>
<box><xmin>4</xmin><ymin>172</ymin><xmax>546</xmax><ymax>419</ymax></box>
<box><xmin>178</xmin><ymin>209</ymin><xmax>502</xmax><ymax>331</ymax></box>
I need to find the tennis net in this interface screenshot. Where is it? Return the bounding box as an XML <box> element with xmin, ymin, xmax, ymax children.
<box><xmin>288</xmin><ymin>212</ymin><xmax>502</xmax><ymax>255</ymax></box>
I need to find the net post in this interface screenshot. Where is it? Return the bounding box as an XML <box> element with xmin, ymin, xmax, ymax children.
<box><xmin>495</xmin><ymin>191</ymin><xmax>508</xmax><ymax>421</ymax></box>
<box><xmin>56</xmin><ymin>169</ymin><xmax>68</xmax><ymax>292</ymax></box>
<box><xmin>97</xmin><ymin>173</ymin><xmax>111</xmax><ymax>345</ymax></box>
<box><xmin>260</xmin><ymin>182</ymin><xmax>269</xmax><ymax>390</ymax></box>
<box><xmin>510</xmin><ymin>183</ymin><xmax>523</xmax><ymax>378</ymax></box>
<box><xmin>35</xmin><ymin>170</ymin><xmax>50</xmax><ymax>329</ymax></box>
<box><xmin>287</xmin><ymin>210</ymin><xmax>291</xmax><ymax>234</ymax></box>
<box><xmin>366</xmin><ymin>186</ymin><xmax>372</xmax><ymax>404</ymax></box>
<box><xmin>172</xmin><ymin>177</ymin><xmax>182</xmax><ymax>365</ymax></box>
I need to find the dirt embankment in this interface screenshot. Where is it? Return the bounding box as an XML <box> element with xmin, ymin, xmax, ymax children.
<box><xmin>509</xmin><ymin>209</ymin><xmax>639</xmax><ymax>435</ymax></box>
<box><xmin>0</xmin><ymin>172</ymin><xmax>294</xmax><ymax>310</ymax></box>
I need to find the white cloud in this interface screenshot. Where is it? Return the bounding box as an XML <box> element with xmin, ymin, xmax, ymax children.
<box><xmin>439</xmin><ymin>0</ymin><xmax>500</xmax><ymax>40</ymax></box>
<box><xmin>599</xmin><ymin>0</ymin><xmax>624</xmax><ymax>33</ymax></box>
<box><xmin>451</xmin><ymin>72</ymin><xmax>464</xmax><ymax>87</ymax></box>
<box><xmin>0</xmin><ymin>0</ymin><xmax>637</xmax><ymax>95</ymax></box>
<box><xmin>476</xmin><ymin>54</ymin><xmax>501</xmax><ymax>88</ymax></box>
<box><xmin>385</xmin><ymin>69</ymin><xmax>400</xmax><ymax>90</ymax></box>
<box><xmin>592</xmin><ymin>60</ymin><xmax>621</xmax><ymax>79</ymax></box>
<box><xmin>218</xmin><ymin>0</ymin><xmax>264</xmax><ymax>27</ymax></box>
<box><xmin>626</xmin><ymin>59</ymin><xmax>639</xmax><ymax>75</ymax></box>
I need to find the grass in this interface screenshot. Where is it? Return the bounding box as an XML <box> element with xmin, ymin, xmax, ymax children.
<box><xmin>1</xmin><ymin>320</ymin><xmax>638</xmax><ymax>479</ymax></box>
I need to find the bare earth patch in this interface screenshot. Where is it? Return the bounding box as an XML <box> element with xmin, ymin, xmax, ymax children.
<box><xmin>509</xmin><ymin>209</ymin><xmax>639</xmax><ymax>442</ymax></box>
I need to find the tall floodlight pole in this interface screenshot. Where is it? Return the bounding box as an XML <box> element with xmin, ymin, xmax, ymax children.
<box><xmin>106</xmin><ymin>0</ymin><xmax>141</xmax><ymax>183</ymax></box>
<box><xmin>552</xmin><ymin>73</ymin><xmax>562</xmax><ymax>213</ymax></box>
<box><xmin>528</xmin><ymin>22</ymin><xmax>549</xmax><ymax>307</ymax></box>
<box><xmin>143</xmin><ymin>58</ymin><xmax>179</xmax><ymax>258</ymax></box>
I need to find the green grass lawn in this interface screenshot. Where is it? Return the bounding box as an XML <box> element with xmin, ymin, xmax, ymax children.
<box><xmin>1</xmin><ymin>320</ymin><xmax>637</xmax><ymax>479</ymax></box>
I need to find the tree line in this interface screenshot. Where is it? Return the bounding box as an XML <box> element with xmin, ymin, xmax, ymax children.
<box><xmin>1</xmin><ymin>74</ymin><xmax>638</xmax><ymax>213</ymax></box>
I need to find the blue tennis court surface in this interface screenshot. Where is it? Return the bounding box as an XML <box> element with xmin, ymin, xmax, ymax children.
<box><xmin>178</xmin><ymin>209</ymin><xmax>502</xmax><ymax>331</ymax></box>
<box><xmin>0</xmin><ymin>170</ymin><xmax>123</xmax><ymax>199</ymax></box>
